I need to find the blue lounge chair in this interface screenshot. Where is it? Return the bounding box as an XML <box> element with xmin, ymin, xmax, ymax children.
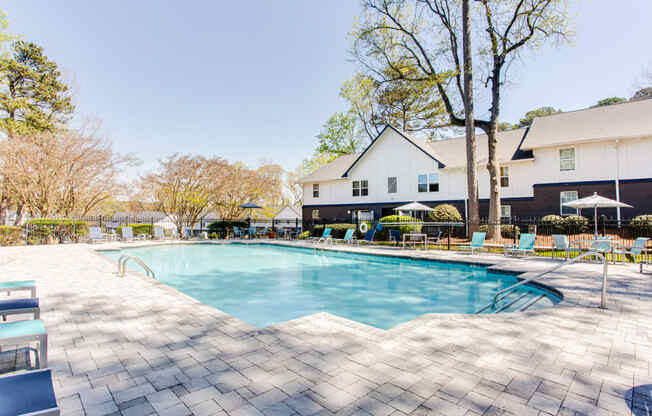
<box><xmin>0</xmin><ymin>320</ymin><xmax>48</xmax><ymax>368</ymax></box>
<box><xmin>389</xmin><ymin>229</ymin><xmax>400</xmax><ymax>245</ymax></box>
<box><xmin>0</xmin><ymin>369</ymin><xmax>59</xmax><ymax>416</ymax></box>
<box><xmin>257</xmin><ymin>226</ymin><xmax>269</xmax><ymax>238</ymax></box>
<box><xmin>505</xmin><ymin>233</ymin><xmax>536</xmax><ymax>256</ymax></box>
<box><xmin>334</xmin><ymin>228</ymin><xmax>357</xmax><ymax>245</ymax></box>
<box><xmin>613</xmin><ymin>237</ymin><xmax>649</xmax><ymax>268</ymax></box>
<box><xmin>153</xmin><ymin>227</ymin><xmax>165</xmax><ymax>240</ymax></box>
<box><xmin>0</xmin><ymin>281</ymin><xmax>36</xmax><ymax>298</ymax></box>
<box><xmin>0</xmin><ymin>298</ymin><xmax>39</xmax><ymax>321</ymax></box>
<box><xmin>233</xmin><ymin>226</ymin><xmax>244</xmax><ymax>239</ymax></box>
<box><xmin>121</xmin><ymin>226</ymin><xmax>134</xmax><ymax>241</ymax></box>
<box><xmin>310</xmin><ymin>228</ymin><xmax>332</xmax><ymax>243</ymax></box>
<box><xmin>248</xmin><ymin>226</ymin><xmax>256</xmax><ymax>239</ymax></box>
<box><xmin>183</xmin><ymin>227</ymin><xmax>192</xmax><ymax>239</ymax></box>
<box><xmin>363</xmin><ymin>226</ymin><xmax>376</xmax><ymax>242</ymax></box>
<box><xmin>459</xmin><ymin>232</ymin><xmax>486</xmax><ymax>255</ymax></box>
<box><xmin>428</xmin><ymin>230</ymin><xmax>443</xmax><ymax>246</ymax></box>
<box><xmin>88</xmin><ymin>226</ymin><xmax>108</xmax><ymax>243</ymax></box>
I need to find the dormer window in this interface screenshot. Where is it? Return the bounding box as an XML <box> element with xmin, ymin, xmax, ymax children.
<box><xmin>560</xmin><ymin>148</ymin><xmax>575</xmax><ymax>171</ymax></box>
<box><xmin>312</xmin><ymin>184</ymin><xmax>319</xmax><ymax>198</ymax></box>
<box><xmin>352</xmin><ymin>180</ymin><xmax>368</xmax><ymax>197</ymax></box>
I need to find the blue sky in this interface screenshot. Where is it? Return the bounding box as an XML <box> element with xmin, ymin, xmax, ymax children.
<box><xmin>2</xmin><ymin>1</ymin><xmax>651</xmax><ymax>175</ymax></box>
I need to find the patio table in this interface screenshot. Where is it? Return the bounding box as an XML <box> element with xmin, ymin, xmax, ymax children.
<box><xmin>403</xmin><ymin>233</ymin><xmax>427</xmax><ymax>250</ymax></box>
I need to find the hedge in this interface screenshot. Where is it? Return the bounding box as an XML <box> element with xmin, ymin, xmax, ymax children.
<box><xmin>298</xmin><ymin>231</ymin><xmax>310</xmax><ymax>239</ymax></box>
<box><xmin>631</xmin><ymin>214</ymin><xmax>652</xmax><ymax>237</ymax></box>
<box><xmin>27</xmin><ymin>219</ymin><xmax>89</xmax><ymax>242</ymax></box>
<box><xmin>117</xmin><ymin>224</ymin><xmax>161</xmax><ymax>237</ymax></box>
<box><xmin>429</xmin><ymin>204</ymin><xmax>462</xmax><ymax>222</ymax></box>
<box><xmin>479</xmin><ymin>224</ymin><xmax>520</xmax><ymax>239</ymax></box>
<box><xmin>562</xmin><ymin>215</ymin><xmax>589</xmax><ymax>234</ymax></box>
<box><xmin>377</xmin><ymin>215</ymin><xmax>421</xmax><ymax>240</ymax></box>
<box><xmin>207</xmin><ymin>221</ymin><xmax>249</xmax><ymax>235</ymax></box>
<box><xmin>0</xmin><ymin>226</ymin><xmax>23</xmax><ymax>246</ymax></box>
<box><xmin>539</xmin><ymin>214</ymin><xmax>565</xmax><ymax>235</ymax></box>
<box><xmin>312</xmin><ymin>223</ymin><xmax>356</xmax><ymax>238</ymax></box>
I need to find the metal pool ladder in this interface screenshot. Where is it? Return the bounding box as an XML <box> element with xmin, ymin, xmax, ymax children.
<box><xmin>476</xmin><ymin>250</ymin><xmax>608</xmax><ymax>313</ymax></box>
<box><xmin>117</xmin><ymin>254</ymin><xmax>156</xmax><ymax>278</ymax></box>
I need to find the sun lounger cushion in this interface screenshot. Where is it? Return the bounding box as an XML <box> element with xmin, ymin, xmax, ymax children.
<box><xmin>0</xmin><ymin>298</ymin><xmax>38</xmax><ymax>311</ymax></box>
<box><xmin>0</xmin><ymin>281</ymin><xmax>35</xmax><ymax>290</ymax></box>
<box><xmin>0</xmin><ymin>319</ymin><xmax>46</xmax><ymax>339</ymax></box>
<box><xmin>0</xmin><ymin>369</ymin><xmax>57</xmax><ymax>416</ymax></box>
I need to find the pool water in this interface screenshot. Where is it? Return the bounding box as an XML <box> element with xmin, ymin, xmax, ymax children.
<box><xmin>102</xmin><ymin>244</ymin><xmax>559</xmax><ymax>329</ymax></box>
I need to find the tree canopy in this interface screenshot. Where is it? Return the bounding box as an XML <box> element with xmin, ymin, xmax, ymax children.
<box><xmin>592</xmin><ymin>97</ymin><xmax>627</xmax><ymax>107</ymax></box>
<box><xmin>518</xmin><ymin>106</ymin><xmax>562</xmax><ymax>127</ymax></box>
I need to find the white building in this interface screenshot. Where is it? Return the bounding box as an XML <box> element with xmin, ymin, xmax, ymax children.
<box><xmin>299</xmin><ymin>99</ymin><xmax>652</xmax><ymax>222</ymax></box>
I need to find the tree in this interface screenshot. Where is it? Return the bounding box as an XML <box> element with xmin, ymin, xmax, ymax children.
<box><xmin>497</xmin><ymin>121</ymin><xmax>515</xmax><ymax>131</ymax></box>
<box><xmin>142</xmin><ymin>154</ymin><xmax>227</xmax><ymax>238</ymax></box>
<box><xmin>315</xmin><ymin>112</ymin><xmax>367</xmax><ymax>160</ymax></box>
<box><xmin>0</xmin><ymin>41</ymin><xmax>74</xmax><ymax>136</ymax></box>
<box><xmin>0</xmin><ymin>129</ymin><xmax>136</xmax><ymax>218</ymax></box>
<box><xmin>518</xmin><ymin>106</ymin><xmax>562</xmax><ymax>128</ymax></box>
<box><xmin>592</xmin><ymin>97</ymin><xmax>626</xmax><ymax>107</ymax></box>
<box><xmin>352</xmin><ymin>0</ymin><xmax>571</xmax><ymax>238</ymax></box>
<box><xmin>631</xmin><ymin>87</ymin><xmax>652</xmax><ymax>102</ymax></box>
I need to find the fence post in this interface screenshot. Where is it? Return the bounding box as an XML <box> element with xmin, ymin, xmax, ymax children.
<box><xmin>513</xmin><ymin>221</ymin><xmax>516</xmax><ymax>245</ymax></box>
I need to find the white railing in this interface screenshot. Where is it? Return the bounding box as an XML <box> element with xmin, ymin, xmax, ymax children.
<box><xmin>492</xmin><ymin>250</ymin><xmax>609</xmax><ymax>309</ymax></box>
<box><xmin>117</xmin><ymin>254</ymin><xmax>156</xmax><ymax>278</ymax></box>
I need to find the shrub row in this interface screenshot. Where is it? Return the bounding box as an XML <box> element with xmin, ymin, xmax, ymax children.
<box><xmin>117</xmin><ymin>224</ymin><xmax>161</xmax><ymax>237</ymax></box>
<box><xmin>378</xmin><ymin>215</ymin><xmax>421</xmax><ymax>240</ymax></box>
<box><xmin>313</xmin><ymin>223</ymin><xmax>356</xmax><ymax>238</ymax></box>
<box><xmin>631</xmin><ymin>215</ymin><xmax>652</xmax><ymax>237</ymax></box>
<box><xmin>27</xmin><ymin>219</ymin><xmax>89</xmax><ymax>239</ymax></box>
<box><xmin>0</xmin><ymin>225</ymin><xmax>23</xmax><ymax>246</ymax></box>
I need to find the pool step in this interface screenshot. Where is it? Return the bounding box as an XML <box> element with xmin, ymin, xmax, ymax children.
<box><xmin>475</xmin><ymin>290</ymin><xmax>548</xmax><ymax>314</ymax></box>
<box><xmin>492</xmin><ymin>291</ymin><xmax>531</xmax><ymax>313</ymax></box>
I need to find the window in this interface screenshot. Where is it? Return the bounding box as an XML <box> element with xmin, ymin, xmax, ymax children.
<box><xmin>501</xmin><ymin>205</ymin><xmax>511</xmax><ymax>219</ymax></box>
<box><xmin>418</xmin><ymin>173</ymin><xmax>439</xmax><ymax>192</ymax></box>
<box><xmin>387</xmin><ymin>177</ymin><xmax>397</xmax><ymax>194</ymax></box>
<box><xmin>352</xmin><ymin>180</ymin><xmax>368</xmax><ymax>197</ymax></box>
<box><xmin>311</xmin><ymin>209</ymin><xmax>320</xmax><ymax>220</ymax></box>
<box><xmin>312</xmin><ymin>184</ymin><xmax>319</xmax><ymax>198</ymax></box>
<box><xmin>560</xmin><ymin>191</ymin><xmax>579</xmax><ymax>216</ymax></box>
<box><xmin>500</xmin><ymin>166</ymin><xmax>509</xmax><ymax>187</ymax></box>
<box><xmin>560</xmin><ymin>148</ymin><xmax>575</xmax><ymax>171</ymax></box>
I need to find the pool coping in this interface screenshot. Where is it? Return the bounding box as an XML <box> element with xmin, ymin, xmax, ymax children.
<box><xmin>91</xmin><ymin>239</ymin><xmax>615</xmax><ymax>333</ymax></box>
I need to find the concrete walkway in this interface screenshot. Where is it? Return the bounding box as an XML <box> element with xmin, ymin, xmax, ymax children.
<box><xmin>0</xmin><ymin>241</ymin><xmax>650</xmax><ymax>416</ymax></box>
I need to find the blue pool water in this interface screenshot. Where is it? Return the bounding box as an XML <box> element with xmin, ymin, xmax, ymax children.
<box><xmin>102</xmin><ymin>244</ymin><xmax>559</xmax><ymax>329</ymax></box>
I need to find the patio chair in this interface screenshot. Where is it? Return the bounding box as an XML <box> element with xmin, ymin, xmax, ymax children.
<box><xmin>248</xmin><ymin>226</ymin><xmax>256</xmax><ymax>239</ymax></box>
<box><xmin>233</xmin><ymin>226</ymin><xmax>244</xmax><ymax>239</ymax></box>
<box><xmin>0</xmin><ymin>298</ymin><xmax>39</xmax><ymax>321</ymax></box>
<box><xmin>362</xmin><ymin>226</ymin><xmax>376</xmax><ymax>243</ymax></box>
<box><xmin>504</xmin><ymin>233</ymin><xmax>536</xmax><ymax>256</ymax></box>
<box><xmin>88</xmin><ymin>226</ymin><xmax>107</xmax><ymax>244</ymax></box>
<box><xmin>428</xmin><ymin>230</ymin><xmax>443</xmax><ymax>246</ymax></box>
<box><xmin>310</xmin><ymin>228</ymin><xmax>332</xmax><ymax>243</ymax></box>
<box><xmin>333</xmin><ymin>228</ymin><xmax>357</xmax><ymax>245</ymax></box>
<box><xmin>389</xmin><ymin>230</ymin><xmax>400</xmax><ymax>246</ymax></box>
<box><xmin>257</xmin><ymin>226</ymin><xmax>269</xmax><ymax>238</ymax></box>
<box><xmin>0</xmin><ymin>281</ymin><xmax>36</xmax><ymax>298</ymax></box>
<box><xmin>0</xmin><ymin>369</ymin><xmax>59</xmax><ymax>416</ymax></box>
<box><xmin>183</xmin><ymin>227</ymin><xmax>192</xmax><ymax>239</ymax></box>
<box><xmin>552</xmin><ymin>234</ymin><xmax>579</xmax><ymax>259</ymax></box>
<box><xmin>0</xmin><ymin>319</ymin><xmax>48</xmax><ymax>368</ymax></box>
<box><xmin>458</xmin><ymin>232</ymin><xmax>486</xmax><ymax>255</ymax></box>
<box><xmin>153</xmin><ymin>227</ymin><xmax>165</xmax><ymax>240</ymax></box>
<box><xmin>613</xmin><ymin>237</ymin><xmax>649</xmax><ymax>267</ymax></box>
<box><xmin>120</xmin><ymin>226</ymin><xmax>134</xmax><ymax>241</ymax></box>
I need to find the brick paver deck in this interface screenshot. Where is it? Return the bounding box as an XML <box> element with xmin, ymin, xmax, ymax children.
<box><xmin>0</xmin><ymin>241</ymin><xmax>650</xmax><ymax>416</ymax></box>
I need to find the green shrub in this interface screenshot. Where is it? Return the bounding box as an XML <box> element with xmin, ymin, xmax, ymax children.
<box><xmin>208</xmin><ymin>220</ymin><xmax>248</xmax><ymax>235</ymax></box>
<box><xmin>208</xmin><ymin>232</ymin><xmax>219</xmax><ymax>239</ymax></box>
<box><xmin>631</xmin><ymin>215</ymin><xmax>652</xmax><ymax>238</ymax></box>
<box><xmin>377</xmin><ymin>215</ymin><xmax>422</xmax><ymax>240</ymax></box>
<box><xmin>563</xmin><ymin>215</ymin><xmax>589</xmax><ymax>234</ymax></box>
<box><xmin>117</xmin><ymin>224</ymin><xmax>160</xmax><ymax>237</ymax></box>
<box><xmin>429</xmin><ymin>204</ymin><xmax>462</xmax><ymax>222</ymax></box>
<box><xmin>27</xmin><ymin>219</ymin><xmax>89</xmax><ymax>242</ymax></box>
<box><xmin>539</xmin><ymin>214</ymin><xmax>565</xmax><ymax>235</ymax></box>
<box><xmin>298</xmin><ymin>231</ymin><xmax>310</xmax><ymax>239</ymax></box>
<box><xmin>479</xmin><ymin>224</ymin><xmax>520</xmax><ymax>239</ymax></box>
<box><xmin>0</xmin><ymin>225</ymin><xmax>23</xmax><ymax>246</ymax></box>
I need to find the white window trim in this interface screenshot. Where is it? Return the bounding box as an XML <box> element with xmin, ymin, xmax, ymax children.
<box><xmin>560</xmin><ymin>191</ymin><xmax>579</xmax><ymax>216</ymax></box>
<box><xmin>500</xmin><ymin>166</ymin><xmax>509</xmax><ymax>188</ymax></box>
<box><xmin>418</xmin><ymin>172</ymin><xmax>439</xmax><ymax>193</ymax></box>
<box><xmin>387</xmin><ymin>177</ymin><xmax>397</xmax><ymax>194</ymax></box>
<box><xmin>312</xmin><ymin>184</ymin><xmax>319</xmax><ymax>198</ymax></box>
<box><xmin>352</xmin><ymin>180</ymin><xmax>369</xmax><ymax>197</ymax></box>
<box><xmin>559</xmin><ymin>147</ymin><xmax>576</xmax><ymax>172</ymax></box>
<box><xmin>311</xmin><ymin>209</ymin><xmax>320</xmax><ymax>220</ymax></box>
<box><xmin>501</xmin><ymin>205</ymin><xmax>511</xmax><ymax>218</ymax></box>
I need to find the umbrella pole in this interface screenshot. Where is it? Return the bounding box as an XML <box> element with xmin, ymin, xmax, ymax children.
<box><xmin>594</xmin><ymin>206</ymin><xmax>598</xmax><ymax>239</ymax></box>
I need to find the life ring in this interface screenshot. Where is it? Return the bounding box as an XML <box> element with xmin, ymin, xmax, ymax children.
<box><xmin>359</xmin><ymin>222</ymin><xmax>369</xmax><ymax>233</ymax></box>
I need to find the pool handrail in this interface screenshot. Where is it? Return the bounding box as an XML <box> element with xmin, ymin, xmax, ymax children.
<box><xmin>118</xmin><ymin>254</ymin><xmax>156</xmax><ymax>279</ymax></box>
<box><xmin>491</xmin><ymin>250</ymin><xmax>607</xmax><ymax>309</ymax></box>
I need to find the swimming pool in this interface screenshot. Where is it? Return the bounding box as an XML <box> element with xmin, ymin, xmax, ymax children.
<box><xmin>102</xmin><ymin>244</ymin><xmax>560</xmax><ymax>329</ymax></box>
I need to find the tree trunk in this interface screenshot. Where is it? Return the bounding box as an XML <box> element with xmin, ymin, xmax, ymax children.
<box><xmin>486</xmin><ymin>65</ymin><xmax>502</xmax><ymax>240</ymax></box>
<box><xmin>0</xmin><ymin>196</ymin><xmax>7</xmax><ymax>226</ymax></box>
<box><xmin>13</xmin><ymin>204</ymin><xmax>25</xmax><ymax>226</ymax></box>
<box><xmin>462</xmin><ymin>0</ymin><xmax>480</xmax><ymax>234</ymax></box>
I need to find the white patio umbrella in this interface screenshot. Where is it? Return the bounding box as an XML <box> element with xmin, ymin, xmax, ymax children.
<box><xmin>394</xmin><ymin>201</ymin><xmax>433</xmax><ymax>220</ymax></box>
<box><xmin>563</xmin><ymin>192</ymin><xmax>632</xmax><ymax>238</ymax></box>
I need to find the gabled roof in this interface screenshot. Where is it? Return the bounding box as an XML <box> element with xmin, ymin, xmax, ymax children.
<box><xmin>342</xmin><ymin>125</ymin><xmax>445</xmax><ymax>178</ymax></box>
<box><xmin>521</xmin><ymin>98</ymin><xmax>652</xmax><ymax>150</ymax></box>
<box><xmin>427</xmin><ymin>128</ymin><xmax>528</xmax><ymax>168</ymax></box>
<box><xmin>297</xmin><ymin>153</ymin><xmax>360</xmax><ymax>184</ymax></box>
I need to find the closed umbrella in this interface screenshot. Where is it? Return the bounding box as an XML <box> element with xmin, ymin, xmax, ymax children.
<box><xmin>563</xmin><ymin>192</ymin><xmax>632</xmax><ymax>238</ymax></box>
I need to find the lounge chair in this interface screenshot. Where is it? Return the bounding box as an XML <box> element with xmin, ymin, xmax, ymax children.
<box><xmin>0</xmin><ymin>281</ymin><xmax>36</xmax><ymax>298</ymax></box>
<box><xmin>248</xmin><ymin>226</ymin><xmax>256</xmax><ymax>239</ymax></box>
<box><xmin>153</xmin><ymin>227</ymin><xmax>165</xmax><ymax>240</ymax></box>
<box><xmin>334</xmin><ymin>228</ymin><xmax>357</xmax><ymax>245</ymax></box>
<box><xmin>310</xmin><ymin>228</ymin><xmax>332</xmax><ymax>243</ymax></box>
<box><xmin>121</xmin><ymin>226</ymin><xmax>134</xmax><ymax>241</ymax></box>
<box><xmin>0</xmin><ymin>319</ymin><xmax>48</xmax><ymax>368</ymax></box>
<box><xmin>183</xmin><ymin>227</ymin><xmax>192</xmax><ymax>239</ymax></box>
<box><xmin>0</xmin><ymin>369</ymin><xmax>59</xmax><ymax>416</ymax></box>
<box><xmin>459</xmin><ymin>232</ymin><xmax>486</xmax><ymax>255</ymax></box>
<box><xmin>505</xmin><ymin>233</ymin><xmax>536</xmax><ymax>256</ymax></box>
<box><xmin>362</xmin><ymin>226</ymin><xmax>376</xmax><ymax>243</ymax></box>
<box><xmin>88</xmin><ymin>226</ymin><xmax>107</xmax><ymax>244</ymax></box>
<box><xmin>389</xmin><ymin>230</ymin><xmax>400</xmax><ymax>245</ymax></box>
<box><xmin>428</xmin><ymin>230</ymin><xmax>443</xmax><ymax>246</ymax></box>
<box><xmin>613</xmin><ymin>237</ymin><xmax>649</xmax><ymax>267</ymax></box>
<box><xmin>552</xmin><ymin>234</ymin><xmax>579</xmax><ymax>259</ymax></box>
<box><xmin>0</xmin><ymin>298</ymin><xmax>39</xmax><ymax>321</ymax></box>
<box><xmin>233</xmin><ymin>226</ymin><xmax>244</xmax><ymax>239</ymax></box>
<box><xmin>257</xmin><ymin>226</ymin><xmax>269</xmax><ymax>238</ymax></box>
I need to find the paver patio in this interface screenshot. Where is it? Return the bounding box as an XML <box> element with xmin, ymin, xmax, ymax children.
<box><xmin>0</xmin><ymin>241</ymin><xmax>650</xmax><ymax>416</ymax></box>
